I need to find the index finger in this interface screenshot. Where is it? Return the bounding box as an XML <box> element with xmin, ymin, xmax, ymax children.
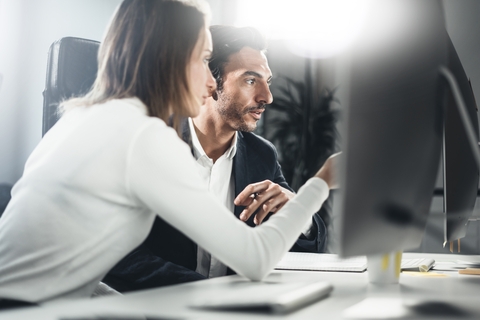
<box><xmin>234</xmin><ymin>181</ymin><xmax>271</xmax><ymax>206</ymax></box>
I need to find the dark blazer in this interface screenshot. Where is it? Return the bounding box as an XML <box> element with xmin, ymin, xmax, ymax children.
<box><xmin>103</xmin><ymin>120</ymin><xmax>327</xmax><ymax>292</ymax></box>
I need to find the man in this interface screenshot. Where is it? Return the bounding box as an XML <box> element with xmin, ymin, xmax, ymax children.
<box><xmin>103</xmin><ymin>25</ymin><xmax>327</xmax><ymax>292</ymax></box>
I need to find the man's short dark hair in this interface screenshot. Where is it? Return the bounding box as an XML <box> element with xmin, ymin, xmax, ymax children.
<box><xmin>209</xmin><ymin>25</ymin><xmax>267</xmax><ymax>91</ymax></box>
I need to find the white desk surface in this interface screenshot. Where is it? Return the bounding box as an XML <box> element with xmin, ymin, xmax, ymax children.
<box><xmin>2</xmin><ymin>252</ymin><xmax>480</xmax><ymax>320</ymax></box>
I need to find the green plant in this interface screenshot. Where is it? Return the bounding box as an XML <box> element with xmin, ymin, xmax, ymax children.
<box><xmin>267</xmin><ymin>75</ymin><xmax>338</xmax><ymax>191</ymax></box>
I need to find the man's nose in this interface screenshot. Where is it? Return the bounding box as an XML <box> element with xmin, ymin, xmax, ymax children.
<box><xmin>207</xmin><ymin>69</ymin><xmax>216</xmax><ymax>92</ymax></box>
<box><xmin>255</xmin><ymin>82</ymin><xmax>273</xmax><ymax>105</ymax></box>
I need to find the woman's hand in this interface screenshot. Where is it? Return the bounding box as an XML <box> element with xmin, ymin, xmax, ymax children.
<box><xmin>315</xmin><ymin>152</ymin><xmax>341</xmax><ymax>189</ymax></box>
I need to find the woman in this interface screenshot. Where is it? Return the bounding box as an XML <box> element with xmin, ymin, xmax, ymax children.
<box><xmin>0</xmin><ymin>0</ymin><xmax>335</xmax><ymax>305</ymax></box>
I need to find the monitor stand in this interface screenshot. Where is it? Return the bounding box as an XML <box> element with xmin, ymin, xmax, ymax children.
<box><xmin>343</xmin><ymin>295</ymin><xmax>471</xmax><ymax>319</ymax></box>
<box><xmin>343</xmin><ymin>251</ymin><xmax>467</xmax><ymax>319</ymax></box>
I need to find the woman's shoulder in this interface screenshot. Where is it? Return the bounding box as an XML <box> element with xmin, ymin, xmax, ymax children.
<box><xmin>103</xmin><ymin>97</ymin><xmax>150</xmax><ymax>117</ymax></box>
<box><xmin>99</xmin><ymin>98</ymin><xmax>168</xmax><ymax>129</ymax></box>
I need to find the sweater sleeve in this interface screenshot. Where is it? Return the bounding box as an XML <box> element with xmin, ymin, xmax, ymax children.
<box><xmin>126</xmin><ymin>121</ymin><xmax>330</xmax><ymax>281</ymax></box>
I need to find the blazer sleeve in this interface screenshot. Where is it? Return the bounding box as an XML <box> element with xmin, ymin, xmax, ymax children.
<box><xmin>270</xmin><ymin>150</ymin><xmax>328</xmax><ymax>253</ymax></box>
<box><xmin>238</xmin><ymin>132</ymin><xmax>328</xmax><ymax>254</ymax></box>
<box><xmin>103</xmin><ymin>212</ymin><xmax>203</xmax><ymax>293</ymax></box>
<box><xmin>102</xmin><ymin>244</ymin><xmax>205</xmax><ymax>293</ymax></box>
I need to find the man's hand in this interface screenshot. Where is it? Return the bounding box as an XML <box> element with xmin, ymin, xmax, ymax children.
<box><xmin>234</xmin><ymin>180</ymin><xmax>295</xmax><ymax>225</ymax></box>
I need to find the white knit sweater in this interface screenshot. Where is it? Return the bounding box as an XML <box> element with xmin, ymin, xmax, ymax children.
<box><xmin>0</xmin><ymin>98</ymin><xmax>329</xmax><ymax>303</ymax></box>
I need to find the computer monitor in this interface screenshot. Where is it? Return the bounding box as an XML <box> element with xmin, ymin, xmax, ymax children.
<box><xmin>333</xmin><ymin>0</ymin><xmax>448</xmax><ymax>257</ymax></box>
<box><xmin>442</xmin><ymin>35</ymin><xmax>480</xmax><ymax>242</ymax></box>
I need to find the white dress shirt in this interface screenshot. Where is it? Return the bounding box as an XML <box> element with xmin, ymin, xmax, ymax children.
<box><xmin>188</xmin><ymin>118</ymin><xmax>236</xmax><ymax>278</ymax></box>
<box><xmin>0</xmin><ymin>98</ymin><xmax>329</xmax><ymax>303</ymax></box>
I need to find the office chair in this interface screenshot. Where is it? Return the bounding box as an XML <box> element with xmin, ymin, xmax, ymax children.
<box><xmin>42</xmin><ymin>37</ymin><xmax>100</xmax><ymax>136</ymax></box>
<box><xmin>2</xmin><ymin>38</ymin><xmax>99</xmax><ymax>217</ymax></box>
<box><xmin>0</xmin><ymin>184</ymin><xmax>12</xmax><ymax>217</ymax></box>
<box><xmin>39</xmin><ymin>38</ymin><xmax>122</xmax><ymax>297</ymax></box>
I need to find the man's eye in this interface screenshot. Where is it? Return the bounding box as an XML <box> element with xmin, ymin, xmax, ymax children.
<box><xmin>246</xmin><ymin>79</ymin><xmax>255</xmax><ymax>85</ymax></box>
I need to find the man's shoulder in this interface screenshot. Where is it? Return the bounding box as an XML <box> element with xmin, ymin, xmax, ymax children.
<box><xmin>235</xmin><ymin>131</ymin><xmax>288</xmax><ymax>188</ymax></box>
<box><xmin>237</xmin><ymin>131</ymin><xmax>279</xmax><ymax>165</ymax></box>
<box><xmin>238</xmin><ymin>131</ymin><xmax>276</xmax><ymax>151</ymax></box>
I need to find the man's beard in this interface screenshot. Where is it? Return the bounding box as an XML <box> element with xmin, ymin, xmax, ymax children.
<box><xmin>216</xmin><ymin>94</ymin><xmax>264</xmax><ymax>132</ymax></box>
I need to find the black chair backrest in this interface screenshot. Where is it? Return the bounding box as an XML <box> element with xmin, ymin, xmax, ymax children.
<box><xmin>42</xmin><ymin>37</ymin><xmax>100</xmax><ymax>136</ymax></box>
<box><xmin>0</xmin><ymin>183</ymin><xmax>12</xmax><ymax>217</ymax></box>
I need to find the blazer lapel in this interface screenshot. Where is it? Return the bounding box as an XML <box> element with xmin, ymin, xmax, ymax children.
<box><xmin>180</xmin><ymin>117</ymin><xmax>195</xmax><ymax>156</ymax></box>
<box><xmin>180</xmin><ymin>117</ymin><xmax>197</xmax><ymax>254</ymax></box>
<box><xmin>233</xmin><ymin>131</ymin><xmax>249</xmax><ymax>219</ymax></box>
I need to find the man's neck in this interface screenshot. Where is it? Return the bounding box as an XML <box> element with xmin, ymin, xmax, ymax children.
<box><xmin>192</xmin><ymin>110</ymin><xmax>235</xmax><ymax>163</ymax></box>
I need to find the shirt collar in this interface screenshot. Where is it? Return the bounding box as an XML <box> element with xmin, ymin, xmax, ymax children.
<box><xmin>188</xmin><ymin>117</ymin><xmax>237</xmax><ymax>161</ymax></box>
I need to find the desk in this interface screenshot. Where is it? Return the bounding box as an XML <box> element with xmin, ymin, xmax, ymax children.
<box><xmin>2</xmin><ymin>253</ymin><xmax>480</xmax><ymax>320</ymax></box>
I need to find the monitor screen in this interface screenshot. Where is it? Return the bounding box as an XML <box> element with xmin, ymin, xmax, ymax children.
<box><xmin>333</xmin><ymin>0</ymin><xmax>448</xmax><ymax>257</ymax></box>
<box><xmin>442</xmin><ymin>34</ymin><xmax>480</xmax><ymax>242</ymax></box>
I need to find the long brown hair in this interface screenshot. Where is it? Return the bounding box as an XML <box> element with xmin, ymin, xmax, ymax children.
<box><xmin>62</xmin><ymin>0</ymin><xmax>209</xmax><ymax>125</ymax></box>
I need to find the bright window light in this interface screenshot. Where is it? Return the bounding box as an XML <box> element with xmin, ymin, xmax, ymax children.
<box><xmin>235</xmin><ymin>0</ymin><xmax>372</xmax><ymax>59</ymax></box>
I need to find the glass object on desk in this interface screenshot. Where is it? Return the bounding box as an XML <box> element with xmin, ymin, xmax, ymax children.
<box><xmin>367</xmin><ymin>251</ymin><xmax>402</xmax><ymax>284</ymax></box>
